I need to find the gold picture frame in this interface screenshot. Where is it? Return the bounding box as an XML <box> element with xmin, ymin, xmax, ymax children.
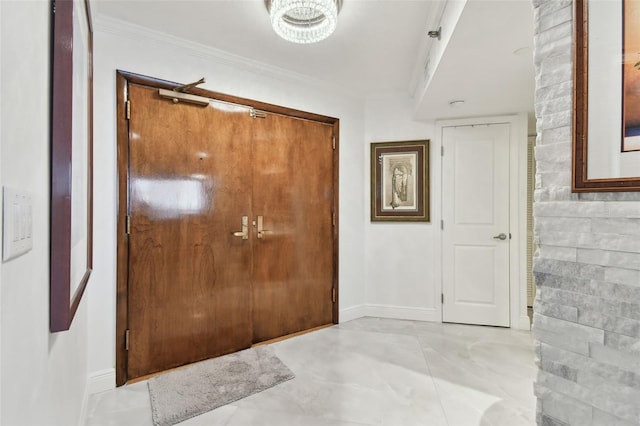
<box><xmin>370</xmin><ymin>140</ymin><xmax>430</xmax><ymax>222</ymax></box>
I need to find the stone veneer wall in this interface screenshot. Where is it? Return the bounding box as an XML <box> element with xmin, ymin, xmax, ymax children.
<box><xmin>532</xmin><ymin>1</ymin><xmax>640</xmax><ymax>425</ymax></box>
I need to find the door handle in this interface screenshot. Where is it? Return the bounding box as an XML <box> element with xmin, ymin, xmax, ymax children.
<box><xmin>493</xmin><ymin>233</ymin><xmax>507</xmax><ymax>241</ymax></box>
<box><xmin>256</xmin><ymin>215</ymin><xmax>272</xmax><ymax>239</ymax></box>
<box><xmin>232</xmin><ymin>216</ymin><xmax>249</xmax><ymax>240</ymax></box>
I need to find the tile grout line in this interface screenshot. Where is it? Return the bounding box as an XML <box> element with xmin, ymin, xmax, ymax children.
<box><xmin>413</xmin><ymin>333</ymin><xmax>452</xmax><ymax>426</ymax></box>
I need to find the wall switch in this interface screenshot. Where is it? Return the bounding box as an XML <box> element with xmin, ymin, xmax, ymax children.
<box><xmin>3</xmin><ymin>186</ymin><xmax>33</xmax><ymax>261</ymax></box>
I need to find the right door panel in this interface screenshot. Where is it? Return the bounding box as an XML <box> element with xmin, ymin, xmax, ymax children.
<box><xmin>251</xmin><ymin>113</ymin><xmax>335</xmax><ymax>342</ymax></box>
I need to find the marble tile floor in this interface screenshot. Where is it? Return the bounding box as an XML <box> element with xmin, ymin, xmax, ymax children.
<box><xmin>86</xmin><ymin>317</ymin><xmax>536</xmax><ymax>426</ymax></box>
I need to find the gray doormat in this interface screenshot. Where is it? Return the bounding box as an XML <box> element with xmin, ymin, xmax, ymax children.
<box><xmin>147</xmin><ymin>346</ymin><xmax>294</xmax><ymax>426</ymax></box>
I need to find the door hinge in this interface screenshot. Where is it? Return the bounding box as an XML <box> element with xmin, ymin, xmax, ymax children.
<box><xmin>249</xmin><ymin>108</ymin><xmax>267</xmax><ymax>119</ymax></box>
<box><xmin>332</xmin><ymin>136</ymin><xmax>336</xmax><ymax>150</ymax></box>
<box><xmin>440</xmin><ymin>220</ymin><xmax>444</xmax><ymax>230</ymax></box>
<box><xmin>441</xmin><ymin>293</ymin><xmax>444</xmax><ymax>304</ymax></box>
<box><xmin>332</xmin><ymin>212</ymin><xmax>336</xmax><ymax>227</ymax></box>
<box><xmin>125</xmin><ymin>329</ymin><xmax>130</xmax><ymax>351</ymax></box>
<box><xmin>332</xmin><ymin>288</ymin><xmax>337</xmax><ymax>303</ymax></box>
<box><xmin>509</xmin><ymin>233</ymin><xmax>512</xmax><ymax>239</ymax></box>
<box><xmin>126</xmin><ymin>215</ymin><xmax>131</xmax><ymax>235</ymax></box>
<box><xmin>441</xmin><ymin>146</ymin><xmax>444</xmax><ymax>156</ymax></box>
<box><xmin>126</xmin><ymin>100</ymin><xmax>131</xmax><ymax>120</ymax></box>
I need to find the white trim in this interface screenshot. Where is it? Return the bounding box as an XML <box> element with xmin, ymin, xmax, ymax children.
<box><xmin>339</xmin><ymin>304</ymin><xmax>368</xmax><ymax>323</ymax></box>
<box><xmin>79</xmin><ymin>369</ymin><xmax>115</xmax><ymax>425</ymax></box>
<box><xmin>365</xmin><ymin>304</ymin><xmax>440</xmax><ymax>322</ymax></box>
<box><xmin>92</xmin><ymin>16</ymin><xmax>362</xmax><ymax>100</ymax></box>
<box><xmin>513</xmin><ymin>113</ymin><xmax>530</xmax><ymax>330</ymax></box>
<box><xmin>518</xmin><ymin>315</ymin><xmax>532</xmax><ymax>331</ymax></box>
<box><xmin>87</xmin><ymin>368</ymin><xmax>116</xmax><ymax>395</ymax></box>
<box><xmin>340</xmin><ymin>304</ymin><xmax>441</xmax><ymax>323</ymax></box>
<box><xmin>431</xmin><ymin>134</ymin><xmax>444</xmax><ymax>323</ymax></box>
<box><xmin>435</xmin><ymin>114</ymin><xmax>529</xmax><ymax>329</ymax></box>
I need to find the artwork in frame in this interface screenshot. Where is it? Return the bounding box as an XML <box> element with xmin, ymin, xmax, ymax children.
<box><xmin>573</xmin><ymin>0</ymin><xmax>640</xmax><ymax>191</ymax></box>
<box><xmin>370</xmin><ymin>140</ymin><xmax>429</xmax><ymax>222</ymax></box>
<box><xmin>50</xmin><ymin>0</ymin><xmax>94</xmax><ymax>332</ymax></box>
<box><xmin>623</xmin><ymin>0</ymin><xmax>640</xmax><ymax>151</ymax></box>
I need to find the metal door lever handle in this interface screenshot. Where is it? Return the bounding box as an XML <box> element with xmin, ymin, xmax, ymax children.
<box><xmin>493</xmin><ymin>233</ymin><xmax>507</xmax><ymax>240</ymax></box>
<box><xmin>232</xmin><ymin>216</ymin><xmax>249</xmax><ymax>240</ymax></box>
<box><xmin>257</xmin><ymin>216</ymin><xmax>272</xmax><ymax>239</ymax></box>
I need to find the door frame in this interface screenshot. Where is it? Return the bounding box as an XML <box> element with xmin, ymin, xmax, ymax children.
<box><xmin>115</xmin><ymin>70</ymin><xmax>340</xmax><ymax>385</ymax></box>
<box><xmin>434</xmin><ymin>114</ymin><xmax>529</xmax><ymax>330</ymax></box>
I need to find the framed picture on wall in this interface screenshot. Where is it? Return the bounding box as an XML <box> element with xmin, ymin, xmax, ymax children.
<box><xmin>50</xmin><ymin>0</ymin><xmax>94</xmax><ymax>332</ymax></box>
<box><xmin>573</xmin><ymin>0</ymin><xmax>640</xmax><ymax>191</ymax></box>
<box><xmin>623</xmin><ymin>0</ymin><xmax>640</xmax><ymax>152</ymax></box>
<box><xmin>370</xmin><ymin>140</ymin><xmax>430</xmax><ymax>222</ymax></box>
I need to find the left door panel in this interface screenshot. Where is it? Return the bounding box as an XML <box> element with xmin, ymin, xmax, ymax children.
<box><xmin>127</xmin><ymin>84</ymin><xmax>253</xmax><ymax>379</ymax></box>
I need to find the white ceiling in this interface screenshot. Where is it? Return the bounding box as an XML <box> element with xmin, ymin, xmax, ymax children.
<box><xmin>414</xmin><ymin>0</ymin><xmax>535</xmax><ymax>121</ymax></box>
<box><xmin>90</xmin><ymin>0</ymin><xmax>535</xmax><ymax>120</ymax></box>
<box><xmin>91</xmin><ymin>0</ymin><xmax>443</xmax><ymax>94</ymax></box>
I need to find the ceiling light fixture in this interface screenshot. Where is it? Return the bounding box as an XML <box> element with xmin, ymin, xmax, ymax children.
<box><xmin>265</xmin><ymin>0</ymin><xmax>342</xmax><ymax>44</ymax></box>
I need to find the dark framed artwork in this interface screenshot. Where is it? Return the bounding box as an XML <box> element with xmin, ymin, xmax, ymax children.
<box><xmin>623</xmin><ymin>0</ymin><xmax>640</xmax><ymax>151</ymax></box>
<box><xmin>573</xmin><ymin>0</ymin><xmax>640</xmax><ymax>191</ymax></box>
<box><xmin>370</xmin><ymin>140</ymin><xmax>429</xmax><ymax>222</ymax></box>
<box><xmin>50</xmin><ymin>0</ymin><xmax>94</xmax><ymax>332</ymax></box>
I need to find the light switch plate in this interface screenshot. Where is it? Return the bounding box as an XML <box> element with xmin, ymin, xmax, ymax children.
<box><xmin>2</xmin><ymin>186</ymin><xmax>33</xmax><ymax>261</ymax></box>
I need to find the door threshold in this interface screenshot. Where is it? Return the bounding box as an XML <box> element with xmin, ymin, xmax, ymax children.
<box><xmin>252</xmin><ymin>323</ymin><xmax>333</xmax><ymax>347</ymax></box>
<box><xmin>126</xmin><ymin>324</ymin><xmax>334</xmax><ymax>385</ymax></box>
<box><xmin>127</xmin><ymin>363</ymin><xmax>195</xmax><ymax>385</ymax></box>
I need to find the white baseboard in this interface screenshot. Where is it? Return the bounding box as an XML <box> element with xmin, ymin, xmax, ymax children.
<box><xmin>339</xmin><ymin>304</ymin><xmax>440</xmax><ymax>323</ymax></box>
<box><xmin>79</xmin><ymin>369</ymin><xmax>115</xmax><ymax>425</ymax></box>
<box><xmin>365</xmin><ymin>304</ymin><xmax>440</xmax><ymax>322</ymax></box>
<box><xmin>339</xmin><ymin>304</ymin><xmax>368</xmax><ymax>323</ymax></box>
<box><xmin>518</xmin><ymin>314</ymin><xmax>532</xmax><ymax>331</ymax></box>
<box><xmin>342</xmin><ymin>303</ymin><xmax>528</xmax><ymax>329</ymax></box>
<box><xmin>87</xmin><ymin>368</ymin><xmax>116</xmax><ymax>395</ymax></box>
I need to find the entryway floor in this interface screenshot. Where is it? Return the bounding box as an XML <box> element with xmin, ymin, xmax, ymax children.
<box><xmin>85</xmin><ymin>317</ymin><xmax>536</xmax><ymax>426</ymax></box>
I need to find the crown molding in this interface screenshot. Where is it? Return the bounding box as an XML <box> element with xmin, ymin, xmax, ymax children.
<box><xmin>93</xmin><ymin>15</ymin><xmax>363</xmax><ymax>100</ymax></box>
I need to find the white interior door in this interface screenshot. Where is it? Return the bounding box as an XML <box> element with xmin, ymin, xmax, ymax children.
<box><xmin>442</xmin><ymin>124</ymin><xmax>510</xmax><ymax>327</ymax></box>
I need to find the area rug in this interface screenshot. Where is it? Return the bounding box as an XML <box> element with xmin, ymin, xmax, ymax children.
<box><xmin>147</xmin><ymin>346</ymin><xmax>294</xmax><ymax>426</ymax></box>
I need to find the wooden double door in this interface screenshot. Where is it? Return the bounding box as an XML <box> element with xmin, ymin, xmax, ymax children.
<box><xmin>116</xmin><ymin>73</ymin><xmax>338</xmax><ymax>383</ymax></box>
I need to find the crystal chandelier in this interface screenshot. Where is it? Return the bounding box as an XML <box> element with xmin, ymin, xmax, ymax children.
<box><xmin>266</xmin><ymin>0</ymin><xmax>342</xmax><ymax>44</ymax></box>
